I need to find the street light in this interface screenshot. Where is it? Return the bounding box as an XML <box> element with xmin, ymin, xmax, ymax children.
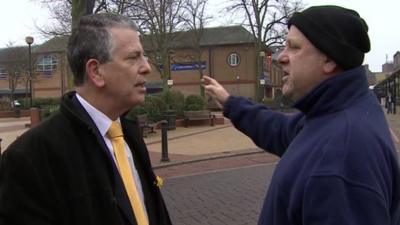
<box><xmin>25</xmin><ymin>36</ymin><xmax>34</xmax><ymax>107</ymax></box>
<box><xmin>259</xmin><ymin>51</ymin><xmax>266</xmax><ymax>101</ymax></box>
<box><xmin>236</xmin><ymin>75</ymin><xmax>240</xmax><ymax>95</ymax></box>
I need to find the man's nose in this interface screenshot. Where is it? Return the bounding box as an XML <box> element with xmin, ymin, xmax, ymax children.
<box><xmin>140</xmin><ymin>56</ymin><xmax>151</xmax><ymax>75</ymax></box>
<box><xmin>277</xmin><ymin>50</ymin><xmax>288</xmax><ymax>65</ymax></box>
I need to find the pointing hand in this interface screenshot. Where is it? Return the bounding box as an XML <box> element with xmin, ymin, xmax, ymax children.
<box><xmin>202</xmin><ymin>76</ymin><xmax>230</xmax><ymax>107</ymax></box>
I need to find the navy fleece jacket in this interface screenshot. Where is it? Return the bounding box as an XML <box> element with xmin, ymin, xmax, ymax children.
<box><xmin>223</xmin><ymin>66</ymin><xmax>400</xmax><ymax>225</ymax></box>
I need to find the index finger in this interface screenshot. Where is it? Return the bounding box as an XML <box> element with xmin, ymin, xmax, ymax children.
<box><xmin>202</xmin><ymin>75</ymin><xmax>215</xmax><ymax>85</ymax></box>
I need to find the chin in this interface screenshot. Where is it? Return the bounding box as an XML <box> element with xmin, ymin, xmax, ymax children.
<box><xmin>282</xmin><ymin>90</ymin><xmax>296</xmax><ymax>102</ymax></box>
<box><xmin>282</xmin><ymin>88</ymin><xmax>290</xmax><ymax>98</ymax></box>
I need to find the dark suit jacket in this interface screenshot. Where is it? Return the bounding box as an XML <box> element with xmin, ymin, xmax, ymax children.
<box><xmin>0</xmin><ymin>92</ymin><xmax>172</xmax><ymax>225</ymax></box>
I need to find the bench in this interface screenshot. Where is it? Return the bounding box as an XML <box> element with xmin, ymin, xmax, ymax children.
<box><xmin>183</xmin><ymin>110</ymin><xmax>216</xmax><ymax>127</ymax></box>
<box><xmin>136</xmin><ymin>114</ymin><xmax>156</xmax><ymax>137</ymax></box>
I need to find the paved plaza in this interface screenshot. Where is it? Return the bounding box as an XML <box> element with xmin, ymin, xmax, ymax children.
<box><xmin>0</xmin><ymin>109</ymin><xmax>399</xmax><ymax>224</ymax></box>
<box><xmin>1</xmin><ymin>109</ymin><xmax>399</xmax><ymax>170</ymax></box>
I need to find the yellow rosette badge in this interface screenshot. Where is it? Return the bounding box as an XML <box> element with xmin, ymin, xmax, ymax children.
<box><xmin>155</xmin><ymin>175</ymin><xmax>163</xmax><ymax>188</ymax></box>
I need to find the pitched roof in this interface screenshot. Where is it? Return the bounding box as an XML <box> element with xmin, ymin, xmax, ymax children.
<box><xmin>32</xmin><ymin>36</ymin><xmax>69</xmax><ymax>53</ymax></box>
<box><xmin>0</xmin><ymin>46</ymin><xmax>29</xmax><ymax>63</ymax></box>
<box><xmin>3</xmin><ymin>26</ymin><xmax>257</xmax><ymax>55</ymax></box>
<box><xmin>187</xmin><ymin>25</ymin><xmax>257</xmax><ymax>46</ymax></box>
<box><xmin>141</xmin><ymin>25</ymin><xmax>257</xmax><ymax>49</ymax></box>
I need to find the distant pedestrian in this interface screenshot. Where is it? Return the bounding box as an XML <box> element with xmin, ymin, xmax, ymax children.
<box><xmin>203</xmin><ymin>5</ymin><xmax>400</xmax><ymax>225</ymax></box>
<box><xmin>387</xmin><ymin>92</ymin><xmax>395</xmax><ymax>114</ymax></box>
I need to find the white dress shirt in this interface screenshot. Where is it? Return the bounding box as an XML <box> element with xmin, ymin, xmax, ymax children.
<box><xmin>75</xmin><ymin>93</ymin><xmax>147</xmax><ymax>207</ymax></box>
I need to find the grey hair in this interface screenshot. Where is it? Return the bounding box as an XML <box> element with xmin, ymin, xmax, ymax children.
<box><xmin>67</xmin><ymin>13</ymin><xmax>138</xmax><ymax>86</ymax></box>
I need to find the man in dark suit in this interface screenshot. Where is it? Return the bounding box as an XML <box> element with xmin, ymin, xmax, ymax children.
<box><xmin>0</xmin><ymin>13</ymin><xmax>172</xmax><ymax>225</ymax></box>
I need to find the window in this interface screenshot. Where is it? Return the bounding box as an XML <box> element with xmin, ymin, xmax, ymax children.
<box><xmin>0</xmin><ymin>66</ymin><xmax>6</xmax><ymax>80</ymax></box>
<box><xmin>227</xmin><ymin>52</ymin><xmax>240</xmax><ymax>67</ymax></box>
<box><xmin>37</xmin><ymin>55</ymin><xmax>58</xmax><ymax>76</ymax></box>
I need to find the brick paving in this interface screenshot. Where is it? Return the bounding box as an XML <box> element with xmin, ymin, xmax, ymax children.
<box><xmin>161</xmin><ymin>164</ymin><xmax>275</xmax><ymax>225</ymax></box>
<box><xmin>153</xmin><ymin>151</ymin><xmax>278</xmax><ymax>178</ymax></box>
<box><xmin>385</xmin><ymin>112</ymin><xmax>400</xmax><ymax>150</ymax></box>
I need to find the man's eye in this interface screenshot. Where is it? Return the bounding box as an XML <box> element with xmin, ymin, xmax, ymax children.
<box><xmin>288</xmin><ymin>43</ymin><xmax>299</xmax><ymax>50</ymax></box>
<box><xmin>128</xmin><ymin>56</ymin><xmax>139</xmax><ymax>60</ymax></box>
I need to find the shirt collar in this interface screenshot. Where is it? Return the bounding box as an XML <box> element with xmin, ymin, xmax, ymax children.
<box><xmin>75</xmin><ymin>93</ymin><xmax>117</xmax><ymax>137</ymax></box>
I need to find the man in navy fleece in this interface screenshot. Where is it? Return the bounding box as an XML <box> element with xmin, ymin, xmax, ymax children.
<box><xmin>203</xmin><ymin>5</ymin><xmax>400</xmax><ymax>225</ymax></box>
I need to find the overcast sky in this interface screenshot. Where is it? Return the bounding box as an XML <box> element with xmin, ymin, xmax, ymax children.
<box><xmin>1</xmin><ymin>0</ymin><xmax>399</xmax><ymax>72</ymax></box>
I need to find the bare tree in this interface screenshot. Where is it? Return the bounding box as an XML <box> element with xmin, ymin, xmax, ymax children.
<box><xmin>34</xmin><ymin>0</ymin><xmax>188</xmax><ymax>92</ymax></box>
<box><xmin>71</xmin><ymin>0</ymin><xmax>98</xmax><ymax>29</ymax></box>
<box><xmin>128</xmin><ymin>0</ymin><xmax>185</xmax><ymax>90</ymax></box>
<box><xmin>227</xmin><ymin>0</ymin><xmax>303</xmax><ymax>46</ymax></box>
<box><xmin>33</xmin><ymin>0</ymin><xmax>105</xmax><ymax>36</ymax></box>
<box><xmin>102</xmin><ymin>0</ymin><xmax>140</xmax><ymax>14</ymax></box>
<box><xmin>180</xmin><ymin>0</ymin><xmax>211</xmax><ymax>97</ymax></box>
<box><xmin>0</xmin><ymin>47</ymin><xmax>31</xmax><ymax>107</ymax></box>
<box><xmin>226</xmin><ymin>0</ymin><xmax>304</xmax><ymax>101</ymax></box>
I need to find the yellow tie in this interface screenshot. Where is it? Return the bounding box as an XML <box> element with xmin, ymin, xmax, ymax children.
<box><xmin>107</xmin><ymin>121</ymin><xmax>149</xmax><ymax>225</ymax></box>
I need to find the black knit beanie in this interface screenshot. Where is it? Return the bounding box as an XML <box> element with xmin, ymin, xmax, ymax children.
<box><xmin>288</xmin><ymin>5</ymin><xmax>370</xmax><ymax>70</ymax></box>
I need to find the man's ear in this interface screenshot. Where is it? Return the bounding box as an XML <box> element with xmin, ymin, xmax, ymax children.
<box><xmin>86</xmin><ymin>59</ymin><xmax>105</xmax><ymax>87</ymax></box>
<box><xmin>323</xmin><ymin>57</ymin><xmax>340</xmax><ymax>74</ymax></box>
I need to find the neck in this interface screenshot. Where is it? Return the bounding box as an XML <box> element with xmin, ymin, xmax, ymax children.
<box><xmin>76</xmin><ymin>87</ymin><xmax>122</xmax><ymax>121</ymax></box>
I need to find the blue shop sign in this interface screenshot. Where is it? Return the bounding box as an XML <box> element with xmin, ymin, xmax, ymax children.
<box><xmin>171</xmin><ymin>62</ymin><xmax>206</xmax><ymax>71</ymax></box>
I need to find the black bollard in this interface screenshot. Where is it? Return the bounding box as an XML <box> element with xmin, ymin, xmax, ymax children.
<box><xmin>160</xmin><ymin>120</ymin><xmax>170</xmax><ymax>162</ymax></box>
<box><xmin>0</xmin><ymin>138</ymin><xmax>2</xmax><ymax>155</ymax></box>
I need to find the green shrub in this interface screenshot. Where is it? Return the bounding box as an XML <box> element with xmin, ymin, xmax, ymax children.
<box><xmin>126</xmin><ymin>90</ymin><xmax>186</xmax><ymax>122</ymax></box>
<box><xmin>40</xmin><ymin>105</ymin><xmax>59</xmax><ymax>119</ymax></box>
<box><xmin>125</xmin><ymin>105</ymin><xmax>146</xmax><ymax>121</ymax></box>
<box><xmin>185</xmin><ymin>94</ymin><xmax>206</xmax><ymax>111</ymax></box>
<box><xmin>125</xmin><ymin>95</ymin><xmax>166</xmax><ymax>122</ymax></box>
<box><xmin>162</xmin><ymin>90</ymin><xmax>185</xmax><ymax>118</ymax></box>
<box><xmin>31</xmin><ymin>97</ymin><xmax>61</xmax><ymax>107</ymax></box>
<box><xmin>0</xmin><ymin>98</ymin><xmax>11</xmax><ymax>110</ymax></box>
<box><xmin>144</xmin><ymin>95</ymin><xmax>166</xmax><ymax>122</ymax></box>
<box><xmin>14</xmin><ymin>97</ymin><xmax>62</xmax><ymax>118</ymax></box>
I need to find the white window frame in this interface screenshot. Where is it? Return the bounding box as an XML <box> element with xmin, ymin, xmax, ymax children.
<box><xmin>0</xmin><ymin>66</ymin><xmax>6</xmax><ymax>80</ymax></box>
<box><xmin>37</xmin><ymin>55</ymin><xmax>58</xmax><ymax>76</ymax></box>
<box><xmin>227</xmin><ymin>52</ymin><xmax>240</xmax><ymax>67</ymax></box>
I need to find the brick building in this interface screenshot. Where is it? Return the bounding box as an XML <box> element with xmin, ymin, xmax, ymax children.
<box><xmin>0</xmin><ymin>26</ymin><xmax>284</xmax><ymax>105</ymax></box>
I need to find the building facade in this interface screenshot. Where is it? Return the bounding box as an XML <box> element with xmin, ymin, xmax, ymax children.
<box><xmin>0</xmin><ymin>36</ymin><xmax>69</xmax><ymax>101</ymax></box>
<box><xmin>0</xmin><ymin>26</ymin><xmax>284</xmax><ymax>106</ymax></box>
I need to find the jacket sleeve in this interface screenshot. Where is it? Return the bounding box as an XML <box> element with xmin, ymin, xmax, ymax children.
<box><xmin>0</xmin><ymin>148</ymin><xmax>56</xmax><ymax>225</ymax></box>
<box><xmin>223</xmin><ymin>96</ymin><xmax>304</xmax><ymax>157</ymax></box>
<box><xmin>303</xmin><ymin>176</ymin><xmax>390</xmax><ymax>225</ymax></box>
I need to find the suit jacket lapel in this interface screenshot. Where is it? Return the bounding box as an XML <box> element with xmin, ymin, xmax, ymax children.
<box><xmin>114</xmin><ymin>176</ymin><xmax>137</xmax><ymax>225</ymax></box>
<box><xmin>71</xmin><ymin>95</ymin><xmax>136</xmax><ymax>225</ymax></box>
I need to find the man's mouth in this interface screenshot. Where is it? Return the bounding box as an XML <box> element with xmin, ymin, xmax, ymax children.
<box><xmin>135</xmin><ymin>81</ymin><xmax>146</xmax><ymax>87</ymax></box>
<box><xmin>282</xmin><ymin>71</ymin><xmax>289</xmax><ymax>83</ymax></box>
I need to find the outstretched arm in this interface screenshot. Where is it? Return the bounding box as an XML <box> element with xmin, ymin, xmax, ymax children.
<box><xmin>202</xmin><ymin>75</ymin><xmax>302</xmax><ymax>156</ymax></box>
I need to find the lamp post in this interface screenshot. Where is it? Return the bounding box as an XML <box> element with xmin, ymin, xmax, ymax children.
<box><xmin>236</xmin><ymin>75</ymin><xmax>240</xmax><ymax>95</ymax></box>
<box><xmin>25</xmin><ymin>36</ymin><xmax>34</xmax><ymax>107</ymax></box>
<box><xmin>259</xmin><ymin>51</ymin><xmax>266</xmax><ymax>101</ymax></box>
